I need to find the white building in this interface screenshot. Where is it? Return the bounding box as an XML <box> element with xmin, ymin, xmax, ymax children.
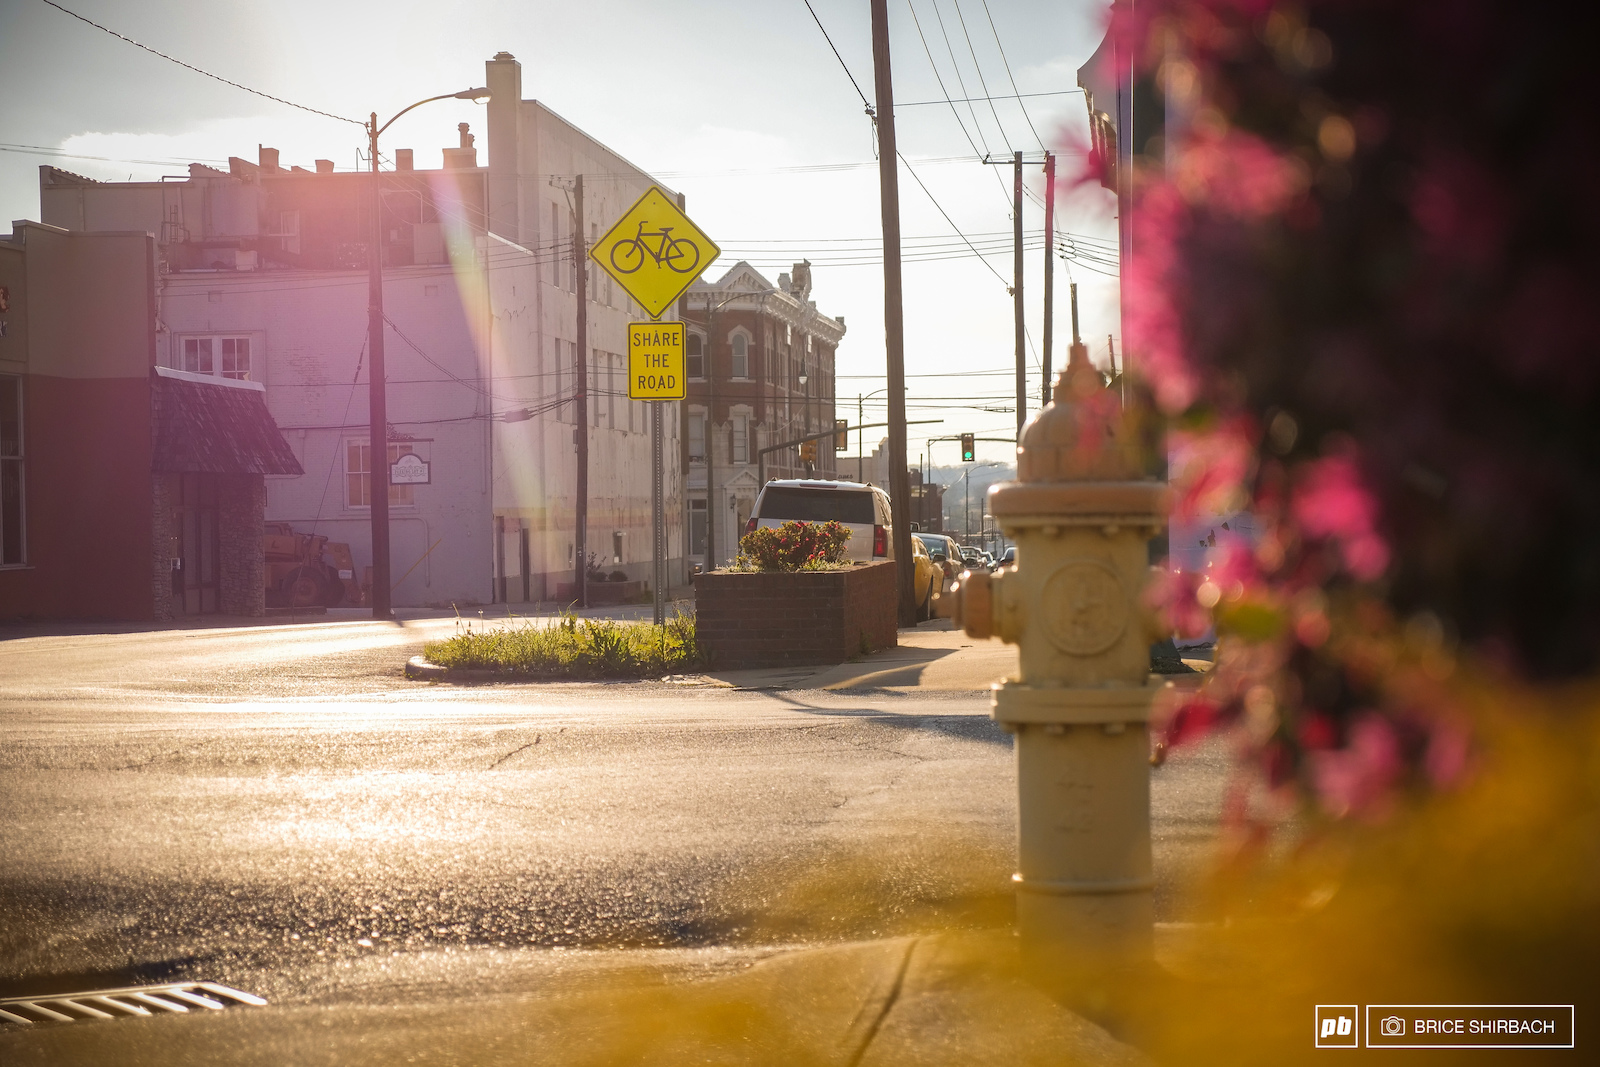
<box><xmin>39</xmin><ymin>52</ymin><xmax>684</xmax><ymax>608</ymax></box>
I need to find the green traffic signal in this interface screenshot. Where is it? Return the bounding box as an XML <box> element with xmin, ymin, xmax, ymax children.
<box><xmin>960</xmin><ymin>433</ymin><xmax>975</xmax><ymax>462</ymax></box>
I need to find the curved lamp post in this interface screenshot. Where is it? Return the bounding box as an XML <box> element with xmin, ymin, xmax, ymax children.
<box><xmin>365</xmin><ymin>87</ymin><xmax>489</xmax><ymax>617</ymax></box>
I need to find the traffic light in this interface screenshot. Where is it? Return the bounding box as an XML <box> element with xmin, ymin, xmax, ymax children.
<box><xmin>834</xmin><ymin>419</ymin><xmax>850</xmax><ymax>450</ymax></box>
<box><xmin>799</xmin><ymin>440</ymin><xmax>817</xmax><ymax>463</ymax></box>
<box><xmin>961</xmin><ymin>433</ymin><xmax>975</xmax><ymax>462</ymax></box>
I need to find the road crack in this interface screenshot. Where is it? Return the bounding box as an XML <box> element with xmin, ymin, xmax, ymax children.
<box><xmin>487</xmin><ymin>734</ymin><xmax>540</xmax><ymax>770</ymax></box>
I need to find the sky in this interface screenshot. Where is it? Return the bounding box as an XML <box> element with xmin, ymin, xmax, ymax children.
<box><xmin>0</xmin><ymin>0</ymin><xmax>1120</xmax><ymax>470</ymax></box>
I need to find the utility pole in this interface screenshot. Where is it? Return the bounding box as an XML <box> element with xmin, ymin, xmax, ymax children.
<box><xmin>871</xmin><ymin>0</ymin><xmax>917</xmax><ymax>627</ymax></box>
<box><xmin>1042</xmin><ymin>151</ymin><xmax>1055</xmax><ymax>405</ymax></box>
<box><xmin>1069</xmin><ymin>283</ymin><xmax>1089</xmax><ymax>370</ymax></box>
<box><xmin>366</xmin><ymin>113</ymin><xmax>392</xmax><ymax>619</ymax></box>
<box><xmin>573</xmin><ymin>174</ymin><xmax>589</xmax><ymax>608</ymax></box>
<box><xmin>1013</xmin><ymin>149</ymin><xmax>1025</xmax><ymax>440</ymax></box>
<box><xmin>704</xmin><ymin>302</ymin><xmax>717</xmax><ymax>572</ymax></box>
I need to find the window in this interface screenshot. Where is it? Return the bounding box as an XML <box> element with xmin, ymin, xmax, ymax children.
<box><xmin>688</xmin><ymin>412</ymin><xmax>706</xmax><ymax>462</ymax></box>
<box><xmin>732</xmin><ymin>414</ymin><xmax>749</xmax><ymax>464</ymax></box>
<box><xmin>686</xmin><ymin>334</ymin><xmax>704</xmax><ymax>379</ymax></box>
<box><xmin>689</xmin><ymin>499</ymin><xmax>707</xmax><ymax>558</ymax></box>
<box><xmin>589</xmin><ymin>224</ymin><xmax>600</xmax><ymax>302</ymax></box>
<box><xmin>181</xmin><ymin>335</ymin><xmax>253</xmax><ymax>380</ymax></box>
<box><xmin>1</xmin><ymin>375</ymin><xmax>22</xmax><ymax>565</ymax></box>
<box><xmin>346</xmin><ymin>441</ymin><xmax>416</xmax><ymax>508</ymax></box>
<box><xmin>730</xmin><ymin>333</ymin><xmax>749</xmax><ymax>379</ymax></box>
<box><xmin>548</xmin><ymin>204</ymin><xmax>560</xmax><ymax>288</ymax></box>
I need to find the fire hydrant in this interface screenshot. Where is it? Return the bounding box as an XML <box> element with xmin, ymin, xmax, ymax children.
<box><xmin>952</xmin><ymin>357</ymin><xmax>1166</xmax><ymax>980</ymax></box>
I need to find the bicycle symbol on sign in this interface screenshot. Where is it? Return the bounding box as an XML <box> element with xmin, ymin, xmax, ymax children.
<box><xmin>609</xmin><ymin>220</ymin><xmax>702</xmax><ymax>276</ymax></box>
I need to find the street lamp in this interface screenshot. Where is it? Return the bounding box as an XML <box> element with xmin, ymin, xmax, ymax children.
<box><xmin>857</xmin><ymin>386</ymin><xmax>888</xmax><ymax>483</ymax></box>
<box><xmin>365</xmin><ymin>86</ymin><xmax>490</xmax><ymax>618</ymax></box>
<box><xmin>962</xmin><ymin>461</ymin><xmax>1001</xmax><ymax>543</ymax></box>
<box><xmin>797</xmin><ymin>371</ymin><xmax>814</xmax><ymax>475</ymax></box>
<box><xmin>695</xmin><ymin>286</ymin><xmax>778</xmax><ymax>571</ymax></box>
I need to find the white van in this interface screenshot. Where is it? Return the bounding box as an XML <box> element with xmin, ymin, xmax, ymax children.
<box><xmin>744</xmin><ymin>480</ymin><xmax>893</xmax><ymax>563</ymax></box>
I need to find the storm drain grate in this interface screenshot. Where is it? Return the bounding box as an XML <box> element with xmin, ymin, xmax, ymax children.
<box><xmin>0</xmin><ymin>982</ymin><xmax>266</xmax><ymax>1027</ymax></box>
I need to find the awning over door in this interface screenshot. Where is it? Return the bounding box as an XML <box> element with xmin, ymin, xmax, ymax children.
<box><xmin>151</xmin><ymin>367</ymin><xmax>303</xmax><ymax>475</ymax></box>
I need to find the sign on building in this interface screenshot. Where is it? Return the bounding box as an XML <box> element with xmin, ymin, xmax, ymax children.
<box><xmin>390</xmin><ymin>453</ymin><xmax>431</xmax><ymax>485</ymax></box>
<box><xmin>627</xmin><ymin>322</ymin><xmax>685</xmax><ymax>400</ymax></box>
<box><xmin>590</xmin><ymin>187</ymin><xmax>720</xmax><ymax>320</ymax></box>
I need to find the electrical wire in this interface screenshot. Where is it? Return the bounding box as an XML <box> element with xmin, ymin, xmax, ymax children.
<box><xmin>801</xmin><ymin>0</ymin><xmax>875</xmax><ymax>114</ymax></box>
<box><xmin>979</xmin><ymin>0</ymin><xmax>1047</xmax><ymax>154</ymax></box>
<box><xmin>904</xmin><ymin>0</ymin><xmax>1013</xmax><ymax>209</ymax></box>
<box><xmin>38</xmin><ymin>0</ymin><xmax>365</xmax><ymax>127</ymax></box>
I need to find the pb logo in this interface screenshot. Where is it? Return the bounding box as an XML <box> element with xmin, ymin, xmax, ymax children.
<box><xmin>1315</xmin><ymin>1005</ymin><xmax>1359</xmax><ymax>1048</ymax></box>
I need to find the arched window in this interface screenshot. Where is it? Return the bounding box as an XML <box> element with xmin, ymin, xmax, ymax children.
<box><xmin>686</xmin><ymin>333</ymin><xmax>704</xmax><ymax>379</ymax></box>
<box><xmin>730</xmin><ymin>333</ymin><xmax>749</xmax><ymax>379</ymax></box>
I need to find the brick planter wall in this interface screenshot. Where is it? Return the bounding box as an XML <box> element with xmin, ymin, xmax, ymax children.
<box><xmin>694</xmin><ymin>560</ymin><xmax>898</xmax><ymax>669</ymax></box>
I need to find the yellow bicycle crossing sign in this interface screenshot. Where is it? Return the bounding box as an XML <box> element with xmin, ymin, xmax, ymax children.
<box><xmin>590</xmin><ymin>186</ymin><xmax>720</xmax><ymax>319</ymax></box>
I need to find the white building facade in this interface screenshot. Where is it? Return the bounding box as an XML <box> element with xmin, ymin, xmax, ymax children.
<box><xmin>40</xmin><ymin>52</ymin><xmax>684</xmax><ymax>607</ymax></box>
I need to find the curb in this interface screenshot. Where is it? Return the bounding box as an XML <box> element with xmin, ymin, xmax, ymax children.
<box><xmin>404</xmin><ymin>656</ymin><xmax>452</xmax><ymax>681</ymax></box>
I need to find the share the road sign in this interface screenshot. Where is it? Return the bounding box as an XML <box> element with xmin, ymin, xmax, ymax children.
<box><xmin>628</xmin><ymin>322</ymin><xmax>686</xmax><ymax>400</ymax></box>
<box><xmin>590</xmin><ymin>186</ymin><xmax>720</xmax><ymax>320</ymax></box>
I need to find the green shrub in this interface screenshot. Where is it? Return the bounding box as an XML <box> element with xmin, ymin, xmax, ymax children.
<box><xmin>423</xmin><ymin>610</ymin><xmax>704</xmax><ymax>679</ymax></box>
<box><xmin>733</xmin><ymin>520</ymin><xmax>850</xmax><ymax>572</ymax></box>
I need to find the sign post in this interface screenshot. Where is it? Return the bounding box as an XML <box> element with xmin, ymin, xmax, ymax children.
<box><xmin>625</xmin><ymin>322</ymin><xmax>686</xmax><ymax>626</ymax></box>
<box><xmin>593</xmin><ymin>188</ymin><xmax>717</xmax><ymax>627</ymax></box>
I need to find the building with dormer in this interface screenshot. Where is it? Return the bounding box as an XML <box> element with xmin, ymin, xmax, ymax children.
<box><xmin>681</xmin><ymin>261</ymin><xmax>845</xmax><ymax>569</ymax></box>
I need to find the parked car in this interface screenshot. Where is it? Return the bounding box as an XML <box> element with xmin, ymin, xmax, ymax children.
<box><xmin>909</xmin><ymin>534</ymin><xmax>942</xmax><ymax>621</ymax></box>
<box><xmin>745</xmin><ymin>479</ymin><xmax>893</xmax><ymax>563</ymax></box>
<box><xmin>913</xmin><ymin>532</ymin><xmax>962</xmax><ymax>580</ymax></box>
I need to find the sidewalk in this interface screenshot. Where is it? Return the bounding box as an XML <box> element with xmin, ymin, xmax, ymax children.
<box><xmin>0</xmin><ymin>933</ymin><xmax>1151</xmax><ymax>1067</ymax></box>
<box><xmin>669</xmin><ymin>619</ymin><xmax>1019</xmax><ymax>694</ymax></box>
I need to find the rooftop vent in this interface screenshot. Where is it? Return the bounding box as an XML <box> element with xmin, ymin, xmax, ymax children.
<box><xmin>395</xmin><ymin>149</ymin><xmax>414</xmax><ymax>172</ymax></box>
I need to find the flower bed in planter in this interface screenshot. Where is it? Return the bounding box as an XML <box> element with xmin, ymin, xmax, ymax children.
<box><xmin>693</xmin><ymin>560</ymin><xmax>897</xmax><ymax>669</ymax></box>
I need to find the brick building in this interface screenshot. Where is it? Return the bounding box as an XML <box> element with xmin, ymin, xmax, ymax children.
<box><xmin>0</xmin><ymin>221</ymin><xmax>300</xmax><ymax>621</ymax></box>
<box><xmin>682</xmin><ymin>261</ymin><xmax>846</xmax><ymax>568</ymax></box>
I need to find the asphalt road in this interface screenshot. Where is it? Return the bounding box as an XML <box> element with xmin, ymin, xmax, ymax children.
<box><xmin>0</xmin><ymin>613</ymin><xmax>1230</xmax><ymax>1018</ymax></box>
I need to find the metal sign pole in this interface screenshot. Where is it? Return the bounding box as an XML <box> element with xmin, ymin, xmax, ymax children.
<box><xmin>652</xmin><ymin>399</ymin><xmax>665</xmax><ymax>625</ymax></box>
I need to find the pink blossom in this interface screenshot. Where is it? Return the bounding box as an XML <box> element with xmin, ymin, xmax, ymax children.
<box><xmin>1292</xmin><ymin>455</ymin><xmax>1391</xmax><ymax>580</ymax></box>
<box><xmin>1310</xmin><ymin>713</ymin><xmax>1403</xmax><ymax>819</ymax></box>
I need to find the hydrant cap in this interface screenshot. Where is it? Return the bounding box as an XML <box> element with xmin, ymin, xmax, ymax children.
<box><xmin>1014</xmin><ymin>365</ymin><xmax>1144</xmax><ymax>483</ymax></box>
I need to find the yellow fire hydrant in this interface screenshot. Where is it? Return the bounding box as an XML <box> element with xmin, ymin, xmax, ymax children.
<box><xmin>952</xmin><ymin>355</ymin><xmax>1166</xmax><ymax>982</ymax></box>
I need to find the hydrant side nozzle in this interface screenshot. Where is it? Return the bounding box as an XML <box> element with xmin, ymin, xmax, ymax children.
<box><xmin>954</xmin><ymin>569</ymin><xmax>994</xmax><ymax>640</ymax></box>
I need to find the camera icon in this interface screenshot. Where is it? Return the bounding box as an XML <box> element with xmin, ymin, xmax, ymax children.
<box><xmin>1381</xmin><ymin>1016</ymin><xmax>1406</xmax><ymax>1037</ymax></box>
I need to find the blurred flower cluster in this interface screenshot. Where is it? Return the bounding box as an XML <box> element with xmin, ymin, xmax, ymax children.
<box><xmin>1107</xmin><ymin>0</ymin><xmax>1600</xmax><ymax>823</ymax></box>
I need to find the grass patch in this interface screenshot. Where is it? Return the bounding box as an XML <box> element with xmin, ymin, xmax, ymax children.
<box><xmin>423</xmin><ymin>610</ymin><xmax>704</xmax><ymax>679</ymax></box>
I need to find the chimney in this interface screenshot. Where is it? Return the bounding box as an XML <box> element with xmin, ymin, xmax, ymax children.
<box><xmin>442</xmin><ymin>123</ymin><xmax>478</xmax><ymax>169</ymax></box>
<box><xmin>258</xmin><ymin>146</ymin><xmax>280</xmax><ymax>173</ymax></box>
<box><xmin>486</xmin><ymin>51</ymin><xmax>523</xmax><ymax>240</ymax></box>
<box><xmin>315</xmin><ymin>159</ymin><xmax>334</xmax><ymax>174</ymax></box>
<box><xmin>395</xmin><ymin>149</ymin><xmax>414</xmax><ymax>172</ymax></box>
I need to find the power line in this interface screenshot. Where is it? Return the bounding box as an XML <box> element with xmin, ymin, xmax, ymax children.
<box><xmin>979</xmin><ymin>0</ymin><xmax>1047</xmax><ymax>153</ymax></box>
<box><xmin>904</xmin><ymin>0</ymin><xmax>1015</xmax><ymax>209</ymax></box>
<box><xmin>898</xmin><ymin>90</ymin><xmax>1082</xmax><ymax>107</ymax></box>
<box><xmin>38</xmin><ymin>0</ymin><xmax>365</xmax><ymax>127</ymax></box>
<box><xmin>801</xmin><ymin>0</ymin><xmax>875</xmax><ymax>114</ymax></box>
<box><xmin>950</xmin><ymin>0</ymin><xmax>1014</xmax><ymax>157</ymax></box>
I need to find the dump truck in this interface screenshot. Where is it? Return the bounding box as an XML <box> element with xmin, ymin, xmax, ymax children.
<box><xmin>264</xmin><ymin>522</ymin><xmax>361</xmax><ymax>608</ymax></box>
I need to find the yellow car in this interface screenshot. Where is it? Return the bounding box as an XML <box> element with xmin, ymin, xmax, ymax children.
<box><xmin>910</xmin><ymin>534</ymin><xmax>943</xmax><ymax>622</ymax></box>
